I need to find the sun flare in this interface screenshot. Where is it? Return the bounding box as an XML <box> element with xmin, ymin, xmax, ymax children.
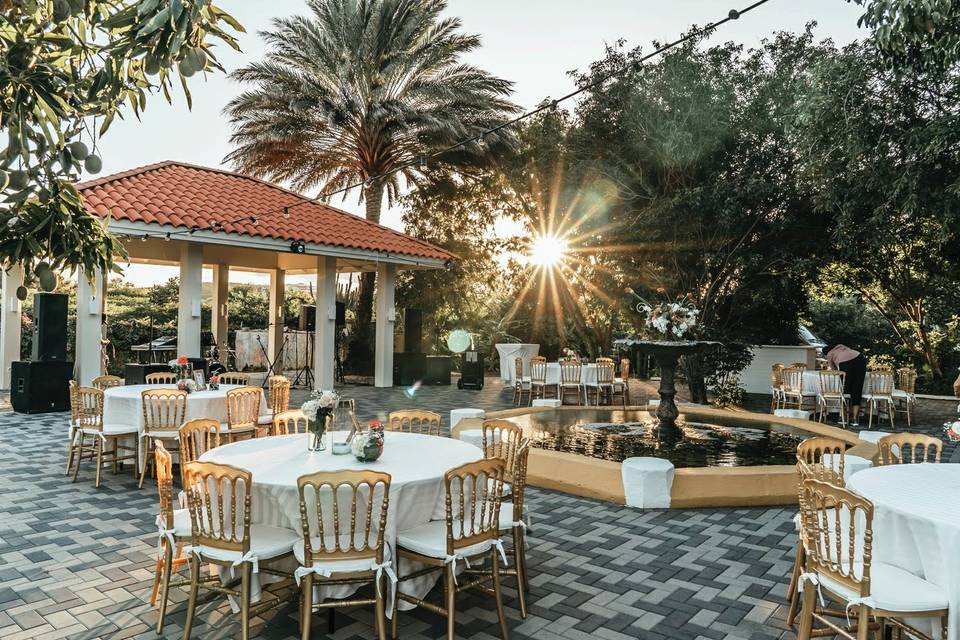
<box><xmin>529</xmin><ymin>234</ymin><xmax>568</xmax><ymax>267</ymax></box>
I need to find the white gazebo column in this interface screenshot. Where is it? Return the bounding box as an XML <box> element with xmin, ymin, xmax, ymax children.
<box><xmin>177</xmin><ymin>243</ymin><xmax>203</xmax><ymax>357</ymax></box>
<box><xmin>268</xmin><ymin>267</ymin><xmax>285</xmax><ymax>371</ymax></box>
<box><xmin>211</xmin><ymin>263</ymin><xmax>229</xmax><ymax>349</ymax></box>
<box><xmin>374</xmin><ymin>263</ymin><xmax>397</xmax><ymax>387</ymax></box>
<box><xmin>313</xmin><ymin>256</ymin><xmax>337</xmax><ymax>391</ymax></box>
<box><xmin>0</xmin><ymin>265</ymin><xmax>24</xmax><ymax>390</ymax></box>
<box><xmin>75</xmin><ymin>268</ymin><xmax>106</xmax><ymax>385</ymax></box>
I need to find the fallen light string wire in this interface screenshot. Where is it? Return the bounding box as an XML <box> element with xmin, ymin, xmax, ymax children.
<box><xmin>122</xmin><ymin>0</ymin><xmax>773</xmax><ymax>242</ymax></box>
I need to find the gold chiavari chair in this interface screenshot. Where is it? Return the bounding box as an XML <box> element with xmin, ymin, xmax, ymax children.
<box><xmin>771</xmin><ymin>363</ymin><xmax>786</xmax><ymax>412</ymax></box>
<box><xmin>66</xmin><ymin>380</ymin><xmax>82</xmax><ymax>475</ymax></box>
<box><xmin>294</xmin><ymin>470</ymin><xmax>392</xmax><ymax>640</ymax></box>
<box><xmin>181</xmin><ymin>461</ymin><xmax>299</xmax><ymax>640</ymax></box>
<box><xmin>70</xmin><ymin>386</ymin><xmax>139</xmax><ymax>487</ymax></box>
<box><xmin>139</xmin><ymin>389</ymin><xmax>187</xmax><ymax>489</ymax></box>
<box><xmin>789</xmin><ymin>362</ymin><xmax>809</xmax><ymax>370</ymax></box>
<box><xmin>512</xmin><ymin>357</ymin><xmax>531</xmax><ymax>406</ymax></box>
<box><xmin>612</xmin><ymin>358</ymin><xmax>631</xmax><ymax>407</ymax></box>
<box><xmin>863</xmin><ymin>370</ymin><xmax>895</xmax><ymax>428</ymax></box>
<box><xmin>178</xmin><ymin>418</ymin><xmax>222</xmax><ymax>487</ymax></box>
<box><xmin>92</xmin><ymin>374</ymin><xmax>123</xmax><ymax>390</ymax></box>
<box><xmin>392</xmin><ymin>458</ymin><xmax>509</xmax><ymax>640</ymax></box>
<box><xmin>386</xmin><ymin>409</ymin><xmax>442</xmax><ymax>436</ymax></box>
<box><xmin>796</xmin><ymin>479</ymin><xmax>948</xmax><ymax>640</ymax></box>
<box><xmin>272</xmin><ymin>409</ymin><xmax>309</xmax><ymax>436</ymax></box>
<box><xmin>816</xmin><ymin>370</ymin><xmax>848</xmax><ymax>426</ymax></box>
<box><xmin>225</xmin><ymin>386</ymin><xmax>262</xmax><ymax>443</ymax></box>
<box><xmin>559</xmin><ymin>360</ymin><xmax>584</xmax><ymax>405</ymax></box>
<box><xmin>893</xmin><ymin>367</ymin><xmax>917</xmax><ymax>427</ymax></box>
<box><xmin>781</xmin><ymin>366</ymin><xmax>810</xmax><ymax>411</ymax></box>
<box><xmin>495</xmin><ymin>439</ymin><xmax>531</xmax><ymax>618</ymax></box>
<box><xmin>267</xmin><ymin>375</ymin><xmax>291</xmax><ymax>415</ymax></box>
<box><xmin>481</xmin><ymin>419</ymin><xmax>524</xmax><ymax>485</ymax></box>
<box><xmin>595</xmin><ymin>356</ymin><xmax>614</xmax><ymax>364</ymax></box>
<box><xmin>219</xmin><ymin>371</ymin><xmax>250</xmax><ymax>385</ymax></box>
<box><xmin>150</xmin><ymin>442</ymin><xmax>190</xmax><ymax>633</ymax></box>
<box><xmin>787</xmin><ymin>437</ymin><xmax>847</xmax><ymax>627</ymax></box>
<box><xmin>586</xmin><ymin>361</ymin><xmax>615</xmax><ymax>405</ymax></box>
<box><xmin>877</xmin><ymin>433</ymin><xmax>942</xmax><ymax>465</ymax></box>
<box><xmin>145</xmin><ymin>371</ymin><xmax>177</xmax><ymax>384</ymax></box>
<box><xmin>529</xmin><ymin>359</ymin><xmax>554</xmax><ymax>403</ymax></box>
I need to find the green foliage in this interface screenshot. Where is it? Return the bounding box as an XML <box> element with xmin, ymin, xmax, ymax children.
<box><xmin>0</xmin><ymin>0</ymin><xmax>242</xmax><ymax>278</ymax></box>
<box><xmin>703</xmin><ymin>344</ymin><xmax>752</xmax><ymax>408</ymax></box>
<box><xmin>806</xmin><ymin>296</ymin><xmax>893</xmax><ymax>357</ymax></box>
<box><xmin>851</xmin><ymin>0</ymin><xmax>960</xmax><ymax>70</ymax></box>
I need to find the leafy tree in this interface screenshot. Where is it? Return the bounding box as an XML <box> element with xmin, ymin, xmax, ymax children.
<box><xmin>223</xmin><ymin>0</ymin><xmax>517</xmax><ymax>373</ymax></box>
<box><xmin>850</xmin><ymin>0</ymin><xmax>960</xmax><ymax>70</ymax></box>
<box><xmin>0</xmin><ymin>0</ymin><xmax>242</xmax><ymax>284</ymax></box>
<box><xmin>795</xmin><ymin>39</ymin><xmax>960</xmax><ymax>378</ymax></box>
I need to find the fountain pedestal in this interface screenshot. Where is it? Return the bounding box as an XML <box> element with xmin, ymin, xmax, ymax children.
<box><xmin>632</xmin><ymin>341</ymin><xmax>719</xmax><ymax>427</ymax></box>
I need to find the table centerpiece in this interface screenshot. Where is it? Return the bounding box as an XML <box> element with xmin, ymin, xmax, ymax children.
<box><xmin>301</xmin><ymin>389</ymin><xmax>339</xmax><ymax>451</ymax></box>
<box><xmin>352</xmin><ymin>420</ymin><xmax>384</xmax><ymax>462</ymax></box>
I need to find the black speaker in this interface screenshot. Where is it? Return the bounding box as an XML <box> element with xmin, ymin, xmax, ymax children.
<box><xmin>404</xmin><ymin>308</ymin><xmax>422</xmax><ymax>353</ymax></box>
<box><xmin>123</xmin><ymin>363</ymin><xmax>171</xmax><ymax>385</ymax></box>
<box><xmin>335</xmin><ymin>301</ymin><xmax>346</xmax><ymax>326</ymax></box>
<box><xmin>299</xmin><ymin>305</ymin><xmax>316</xmax><ymax>331</ymax></box>
<box><xmin>31</xmin><ymin>292</ymin><xmax>68</xmax><ymax>361</ymax></box>
<box><xmin>10</xmin><ymin>360</ymin><xmax>73</xmax><ymax>413</ymax></box>
<box><xmin>392</xmin><ymin>352</ymin><xmax>426</xmax><ymax>386</ymax></box>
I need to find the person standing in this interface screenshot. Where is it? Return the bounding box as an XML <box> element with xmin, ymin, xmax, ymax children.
<box><xmin>824</xmin><ymin>344</ymin><xmax>868</xmax><ymax>427</ymax></box>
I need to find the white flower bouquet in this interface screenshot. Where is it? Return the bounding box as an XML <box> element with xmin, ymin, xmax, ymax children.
<box><xmin>301</xmin><ymin>389</ymin><xmax>339</xmax><ymax>451</ymax></box>
<box><xmin>625</xmin><ymin>287</ymin><xmax>699</xmax><ymax>339</ymax></box>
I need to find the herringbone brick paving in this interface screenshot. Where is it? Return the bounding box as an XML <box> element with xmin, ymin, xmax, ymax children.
<box><xmin>0</xmin><ymin>378</ymin><xmax>956</xmax><ymax>639</ymax></box>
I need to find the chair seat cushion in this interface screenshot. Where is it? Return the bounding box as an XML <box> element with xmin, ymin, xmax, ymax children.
<box><xmin>81</xmin><ymin>424</ymin><xmax>139</xmax><ymax>437</ymax></box>
<box><xmin>397</xmin><ymin>520</ymin><xmax>495</xmax><ymax>560</ymax></box>
<box><xmin>172</xmin><ymin>508</ymin><xmax>192</xmax><ymax>537</ymax></box>
<box><xmin>817</xmin><ymin>562</ymin><xmax>949</xmax><ymax>613</ymax></box>
<box><xmin>293</xmin><ymin>537</ymin><xmax>390</xmax><ymax>576</ymax></box>
<box><xmin>498</xmin><ymin>503</ymin><xmax>527</xmax><ymax>531</ymax></box>
<box><xmin>891</xmin><ymin>389</ymin><xmax>911</xmax><ymax>399</ymax></box>
<box><xmin>256</xmin><ymin>415</ymin><xmax>274</xmax><ymax>426</ymax></box>
<box><xmin>220</xmin><ymin>423</ymin><xmax>257</xmax><ymax>434</ymax></box>
<box><xmin>192</xmin><ymin>524</ymin><xmax>298</xmax><ymax>564</ymax></box>
<box><xmin>143</xmin><ymin>430</ymin><xmax>180</xmax><ymax>440</ymax></box>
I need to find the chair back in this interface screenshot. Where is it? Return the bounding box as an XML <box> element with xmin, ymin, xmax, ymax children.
<box><xmin>817</xmin><ymin>370</ymin><xmax>846</xmax><ymax>397</ymax></box>
<box><xmin>386</xmin><ymin>410</ymin><xmax>441</xmax><ymax>436</ymax></box>
<box><xmin>799</xmin><ymin>478</ymin><xmax>873</xmax><ymax>600</ymax></box>
<box><xmin>145</xmin><ymin>372</ymin><xmax>177</xmax><ymax>384</ymax></box>
<box><xmin>273</xmin><ymin>409</ymin><xmax>309</xmax><ymax>435</ymax></box>
<box><xmin>296</xmin><ymin>470</ymin><xmax>390</xmax><ymax>566</ymax></box>
<box><xmin>267</xmin><ymin>375</ymin><xmax>291</xmax><ymax>414</ymax></box>
<box><xmin>514</xmin><ymin>357</ymin><xmax>524</xmax><ymax>383</ymax></box>
<box><xmin>141</xmin><ymin>389</ymin><xmax>188</xmax><ymax>434</ymax></box>
<box><xmin>226</xmin><ymin>386</ymin><xmax>262</xmax><ymax>432</ymax></box>
<box><xmin>596</xmin><ymin>361</ymin><xmax>615</xmax><ymax>385</ymax></box>
<box><xmin>183</xmin><ymin>461</ymin><xmax>252</xmax><ymax>555</ymax></box>
<box><xmin>179</xmin><ymin>418</ymin><xmax>222</xmax><ymax>484</ymax></box>
<box><xmin>74</xmin><ymin>386</ymin><xmax>104</xmax><ymax>432</ymax></box>
<box><xmin>869</xmin><ymin>371</ymin><xmax>895</xmax><ymax>396</ymax></box>
<box><xmin>895</xmin><ymin>367</ymin><xmax>917</xmax><ymax>394</ymax></box>
<box><xmin>530</xmin><ymin>360</ymin><xmax>547</xmax><ymax>384</ymax></box>
<box><xmin>155</xmin><ymin>441</ymin><xmax>175</xmax><ymax>531</ymax></box>
<box><xmin>788</xmin><ymin>362</ymin><xmax>808</xmax><ymax>371</ymax></box>
<box><xmin>619</xmin><ymin>358</ymin><xmax>630</xmax><ymax>380</ymax></box>
<box><xmin>560</xmin><ymin>361</ymin><xmax>582</xmax><ymax>385</ymax></box>
<box><xmin>530</xmin><ymin>355</ymin><xmax>546</xmax><ymax>363</ymax></box>
<box><xmin>782</xmin><ymin>367</ymin><xmax>804</xmax><ymax>394</ymax></box>
<box><xmin>877</xmin><ymin>433</ymin><xmax>942</xmax><ymax>465</ymax></box>
<box><xmin>481</xmin><ymin>419</ymin><xmax>524</xmax><ymax>477</ymax></box>
<box><xmin>771</xmin><ymin>363</ymin><xmax>785</xmax><ymax>387</ymax></box>
<box><xmin>444</xmin><ymin>458</ymin><xmax>506</xmax><ymax>555</ymax></box>
<box><xmin>796</xmin><ymin>437</ymin><xmax>847</xmax><ymax>487</ymax></box>
<box><xmin>511</xmin><ymin>440</ymin><xmax>531</xmax><ymax>524</ymax></box>
<box><xmin>595</xmin><ymin>357</ymin><xmax>614</xmax><ymax>364</ymax></box>
<box><xmin>219</xmin><ymin>371</ymin><xmax>249</xmax><ymax>385</ymax></box>
<box><xmin>92</xmin><ymin>375</ymin><xmax>123</xmax><ymax>390</ymax></box>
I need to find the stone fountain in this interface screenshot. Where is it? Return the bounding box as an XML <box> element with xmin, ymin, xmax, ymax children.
<box><xmin>633</xmin><ymin>340</ymin><xmax>719</xmax><ymax>428</ymax></box>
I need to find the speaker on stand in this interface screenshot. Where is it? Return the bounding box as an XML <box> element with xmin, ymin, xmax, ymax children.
<box><xmin>32</xmin><ymin>292</ymin><xmax>68</xmax><ymax>361</ymax></box>
<box><xmin>12</xmin><ymin>293</ymin><xmax>72</xmax><ymax>413</ymax></box>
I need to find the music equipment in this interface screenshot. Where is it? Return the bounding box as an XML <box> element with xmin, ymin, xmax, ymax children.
<box><xmin>404</xmin><ymin>308</ymin><xmax>422</xmax><ymax>353</ymax></box>
<box><xmin>457</xmin><ymin>351</ymin><xmax>485</xmax><ymax>390</ymax></box>
<box><xmin>31</xmin><ymin>292</ymin><xmax>68</xmax><ymax>361</ymax></box>
<box><xmin>392</xmin><ymin>352</ymin><xmax>426</xmax><ymax>386</ymax></box>
<box><xmin>424</xmin><ymin>355</ymin><xmax>452</xmax><ymax>385</ymax></box>
<box><xmin>336</xmin><ymin>301</ymin><xmax>345</xmax><ymax>326</ymax></box>
<box><xmin>10</xmin><ymin>360</ymin><xmax>72</xmax><ymax>413</ymax></box>
<box><xmin>299</xmin><ymin>305</ymin><xmax>316</xmax><ymax>331</ymax></box>
<box><xmin>123</xmin><ymin>363</ymin><xmax>173</xmax><ymax>385</ymax></box>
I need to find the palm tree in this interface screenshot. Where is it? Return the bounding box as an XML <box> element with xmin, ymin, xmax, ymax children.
<box><xmin>224</xmin><ymin>0</ymin><xmax>517</xmax><ymax>371</ymax></box>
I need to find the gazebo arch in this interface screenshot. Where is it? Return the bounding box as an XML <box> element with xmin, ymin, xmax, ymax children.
<box><xmin>0</xmin><ymin>161</ymin><xmax>454</xmax><ymax>389</ymax></box>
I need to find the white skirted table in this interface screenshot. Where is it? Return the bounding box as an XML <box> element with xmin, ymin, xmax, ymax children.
<box><xmin>103</xmin><ymin>383</ymin><xmax>268</xmax><ymax>468</ymax></box>
<box><xmin>198</xmin><ymin>432</ymin><xmax>484</xmax><ymax>612</ymax></box>
<box><xmin>495</xmin><ymin>344</ymin><xmax>541</xmax><ymax>383</ymax></box>
<box><xmin>848</xmin><ymin>465</ymin><xmax>960</xmax><ymax>640</ymax></box>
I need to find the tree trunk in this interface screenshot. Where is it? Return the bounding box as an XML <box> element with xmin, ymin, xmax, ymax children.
<box><xmin>683</xmin><ymin>354</ymin><xmax>709</xmax><ymax>404</ymax></box>
<box><xmin>344</xmin><ymin>179</ymin><xmax>384</xmax><ymax>376</ymax></box>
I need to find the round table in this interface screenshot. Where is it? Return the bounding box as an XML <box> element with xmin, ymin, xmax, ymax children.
<box><xmin>199</xmin><ymin>432</ymin><xmax>484</xmax><ymax>610</ymax></box>
<box><xmin>849</xmin><ymin>465</ymin><xmax>960</xmax><ymax>640</ymax></box>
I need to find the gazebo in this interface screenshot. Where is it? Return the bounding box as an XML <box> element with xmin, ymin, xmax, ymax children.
<box><xmin>0</xmin><ymin>161</ymin><xmax>455</xmax><ymax>390</ymax></box>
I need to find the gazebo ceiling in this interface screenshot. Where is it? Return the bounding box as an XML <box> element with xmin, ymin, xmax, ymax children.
<box><xmin>77</xmin><ymin>161</ymin><xmax>455</xmax><ymax>271</ymax></box>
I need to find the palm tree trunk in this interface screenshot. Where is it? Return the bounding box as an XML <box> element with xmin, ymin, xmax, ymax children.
<box><xmin>345</xmin><ymin>179</ymin><xmax>384</xmax><ymax>375</ymax></box>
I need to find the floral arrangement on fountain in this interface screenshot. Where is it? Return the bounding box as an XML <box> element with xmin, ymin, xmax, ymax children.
<box><xmin>944</xmin><ymin>420</ymin><xmax>960</xmax><ymax>442</ymax></box>
<box><xmin>352</xmin><ymin>420</ymin><xmax>385</xmax><ymax>462</ymax></box>
<box><xmin>562</xmin><ymin>347</ymin><xmax>579</xmax><ymax>360</ymax></box>
<box><xmin>624</xmin><ymin>287</ymin><xmax>699</xmax><ymax>339</ymax></box>
<box><xmin>301</xmin><ymin>389</ymin><xmax>339</xmax><ymax>451</ymax></box>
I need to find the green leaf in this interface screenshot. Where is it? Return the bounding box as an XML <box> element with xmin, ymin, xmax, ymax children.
<box><xmin>136</xmin><ymin>6</ymin><xmax>170</xmax><ymax>38</ymax></box>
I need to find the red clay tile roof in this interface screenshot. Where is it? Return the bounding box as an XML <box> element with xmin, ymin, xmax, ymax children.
<box><xmin>77</xmin><ymin>161</ymin><xmax>454</xmax><ymax>262</ymax></box>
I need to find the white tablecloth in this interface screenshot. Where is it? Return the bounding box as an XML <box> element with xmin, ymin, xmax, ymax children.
<box><xmin>103</xmin><ymin>384</ymin><xmax>268</xmax><ymax>468</ymax></box>
<box><xmin>495</xmin><ymin>344</ymin><xmax>540</xmax><ymax>383</ymax></box>
<box><xmin>849</xmin><ymin>465</ymin><xmax>960</xmax><ymax>639</ymax></box>
<box><xmin>800</xmin><ymin>371</ymin><xmax>882</xmax><ymax>396</ymax></box>
<box><xmin>544</xmin><ymin>363</ymin><xmax>598</xmax><ymax>386</ymax></box>
<box><xmin>199</xmin><ymin>432</ymin><xmax>483</xmax><ymax>611</ymax></box>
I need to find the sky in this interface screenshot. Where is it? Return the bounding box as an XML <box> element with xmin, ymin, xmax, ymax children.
<box><xmin>100</xmin><ymin>0</ymin><xmax>866</xmax><ymax>286</ymax></box>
